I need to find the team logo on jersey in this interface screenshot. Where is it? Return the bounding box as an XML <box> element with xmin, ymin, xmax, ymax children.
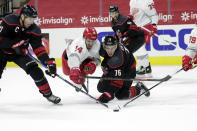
<box><xmin>127</xmin><ymin>21</ymin><xmax>132</xmax><ymax>25</ymax></box>
<box><xmin>15</xmin><ymin>27</ymin><xmax>19</xmax><ymax>32</ymax></box>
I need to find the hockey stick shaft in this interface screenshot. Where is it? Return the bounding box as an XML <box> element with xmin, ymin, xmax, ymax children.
<box><xmin>55</xmin><ymin>74</ymin><xmax>109</xmax><ymax>108</ymax></box>
<box><xmin>27</xmin><ymin>53</ymin><xmax>89</xmax><ymax>93</ymax></box>
<box><xmin>123</xmin><ymin>67</ymin><xmax>185</xmax><ymax>107</ymax></box>
<box><xmin>83</xmin><ymin>76</ymin><xmax>168</xmax><ymax>82</ymax></box>
<box><xmin>27</xmin><ymin>53</ymin><xmax>108</xmax><ymax>108</ymax></box>
<box><xmin>141</xmin><ymin>26</ymin><xmax>176</xmax><ymax>47</ymax></box>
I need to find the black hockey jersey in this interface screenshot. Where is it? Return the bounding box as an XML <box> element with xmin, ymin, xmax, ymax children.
<box><xmin>0</xmin><ymin>14</ymin><xmax>49</xmax><ymax>63</ymax></box>
<box><xmin>100</xmin><ymin>44</ymin><xmax>136</xmax><ymax>78</ymax></box>
<box><xmin>111</xmin><ymin>14</ymin><xmax>144</xmax><ymax>40</ymax></box>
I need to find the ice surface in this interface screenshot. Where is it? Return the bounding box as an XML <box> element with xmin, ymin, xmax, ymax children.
<box><xmin>0</xmin><ymin>65</ymin><xmax>197</xmax><ymax>131</ymax></box>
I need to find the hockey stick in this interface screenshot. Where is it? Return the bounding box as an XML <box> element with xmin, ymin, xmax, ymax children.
<box><xmin>86</xmin><ymin>68</ymin><xmax>89</xmax><ymax>93</ymax></box>
<box><xmin>122</xmin><ymin>65</ymin><xmax>197</xmax><ymax>108</ymax></box>
<box><xmin>83</xmin><ymin>75</ymin><xmax>171</xmax><ymax>82</ymax></box>
<box><xmin>27</xmin><ymin>53</ymin><xmax>120</xmax><ymax>110</ymax></box>
<box><xmin>26</xmin><ymin>53</ymin><xmax>89</xmax><ymax>93</ymax></box>
<box><xmin>141</xmin><ymin>26</ymin><xmax>176</xmax><ymax>47</ymax></box>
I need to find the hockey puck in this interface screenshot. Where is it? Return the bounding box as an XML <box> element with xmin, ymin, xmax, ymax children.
<box><xmin>113</xmin><ymin>109</ymin><xmax>120</xmax><ymax>112</ymax></box>
<box><xmin>112</xmin><ymin>105</ymin><xmax>120</xmax><ymax>112</ymax></box>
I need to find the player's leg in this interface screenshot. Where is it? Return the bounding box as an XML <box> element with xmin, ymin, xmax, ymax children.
<box><xmin>97</xmin><ymin>76</ymin><xmax>128</xmax><ymax>103</ymax></box>
<box><xmin>0</xmin><ymin>50</ymin><xmax>7</xmax><ymax>79</ymax></box>
<box><xmin>115</xmin><ymin>82</ymin><xmax>150</xmax><ymax>100</ymax></box>
<box><xmin>13</xmin><ymin>55</ymin><xmax>61</xmax><ymax>104</ymax></box>
<box><xmin>125</xmin><ymin>31</ymin><xmax>145</xmax><ymax>54</ymax></box>
<box><xmin>115</xmin><ymin>67</ymin><xmax>150</xmax><ymax>99</ymax></box>
<box><xmin>134</xmin><ymin>44</ymin><xmax>152</xmax><ymax>77</ymax></box>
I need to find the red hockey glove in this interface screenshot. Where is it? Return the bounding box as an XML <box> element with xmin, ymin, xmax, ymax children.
<box><xmin>143</xmin><ymin>24</ymin><xmax>158</xmax><ymax>37</ymax></box>
<box><xmin>69</xmin><ymin>67</ymin><xmax>85</xmax><ymax>84</ymax></box>
<box><xmin>182</xmin><ymin>55</ymin><xmax>192</xmax><ymax>71</ymax></box>
<box><xmin>193</xmin><ymin>53</ymin><xmax>197</xmax><ymax>64</ymax></box>
<box><xmin>45</xmin><ymin>58</ymin><xmax>56</xmax><ymax>77</ymax></box>
<box><xmin>84</xmin><ymin>61</ymin><xmax>97</xmax><ymax>74</ymax></box>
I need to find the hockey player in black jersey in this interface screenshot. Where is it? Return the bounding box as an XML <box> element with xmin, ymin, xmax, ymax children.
<box><xmin>0</xmin><ymin>5</ymin><xmax>61</xmax><ymax>104</ymax></box>
<box><xmin>109</xmin><ymin>5</ymin><xmax>145</xmax><ymax>54</ymax></box>
<box><xmin>97</xmin><ymin>35</ymin><xmax>150</xmax><ymax>103</ymax></box>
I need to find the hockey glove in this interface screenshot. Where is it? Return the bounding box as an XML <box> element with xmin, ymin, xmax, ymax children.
<box><xmin>45</xmin><ymin>58</ymin><xmax>56</xmax><ymax>77</ymax></box>
<box><xmin>182</xmin><ymin>55</ymin><xmax>192</xmax><ymax>71</ymax></box>
<box><xmin>120</xmin><ymin>36</ymin><xmax>129</xmax><ymax>44</ymax></box>
<box><xmin>69</xmin><ymin>67</ymin><xmax>85</xmax><ymax>84</ymax></box>
<box><xmin>143</xmin><ymin>24</ymin><xmax>158</xmax><ymax>37</ymax></box>
<box><xmin>193</xmin><ymin>53</ymin><xmax>197</xmax><ymax>64</ymax></box>
<box><xmin>84</xmin><ymin>61</ymin><xmax>97</xmax><ymax>74</ymax></box>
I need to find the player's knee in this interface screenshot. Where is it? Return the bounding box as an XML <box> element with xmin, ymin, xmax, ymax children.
<box><xmin>115</xmin><ymin>89</ymin><xmax>130</xmax><ymax>100</ymax></box>
<box><xmin>29</xmin><ymin>66</ymin><xmax>44</xmax><ymax>80</ymax></box>
<box><xmin>97</xmin><ymin>81</ymin><xmax>106</xmax><ymax>93</ymax></box>
<box><xmin>25</xmin><ymin>61</ymin><xmax>38</xmax><ymax>74</ymax></box>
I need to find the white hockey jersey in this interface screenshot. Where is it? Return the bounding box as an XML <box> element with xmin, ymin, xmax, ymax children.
<box><xmin>185</xmin><ymin>26</ymin><xmax>197</xmax><ymax>59</ymax></box>
<box><xmin>65</xmin><ymin>37</ymin><xmax>101</xmax><ymax>69</ymax></box>
<box><xmin>129</xmin><ymin>0</ymin><xmax>158</xmax><ymax>26</ymax></box>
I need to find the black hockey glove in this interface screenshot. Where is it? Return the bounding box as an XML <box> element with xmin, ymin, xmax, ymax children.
<box><xmin>120</xmin><ymin>36</ymin><xmax>129</xmax><ymax>44</ymax></box>
<box><xmin>45</xmin><ymin>58</ymin><xmax>56</xmax><ymax>78</ymax></box>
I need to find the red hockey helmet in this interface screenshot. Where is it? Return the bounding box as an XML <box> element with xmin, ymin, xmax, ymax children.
<box><xmin>83</xmin><ymin>27</ymin><xmax>97</xmax><ymax>40</ymax></box>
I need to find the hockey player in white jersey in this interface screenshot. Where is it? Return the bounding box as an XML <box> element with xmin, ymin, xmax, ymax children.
<box><xmin>62</xmin><ymin>27</ymin><xmax>101</xmax><ymax>84</ymax></box>
<box><xmin>182</xmin><ymin>24</ymin><xmax>197</xmax><ymax>71</ymax></box>
<box><xmin>130</xmin><ymin>0</ymin><xmax>159</xmax><ymax>77</ymax></box>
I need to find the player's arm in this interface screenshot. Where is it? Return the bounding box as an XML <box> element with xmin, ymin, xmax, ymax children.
<box><xmin>122</xmin><ymin>18</ymin><xmax>143</xmax><ymax>41</ymax></box>
<box><xmin>145</xmin><ymin>0</ymin><xmax>159</xmax><ymax>25</ymax></box>
<box><xmin>182</xmin><ymin>30</ymin><xmax>197</xmax><ymax>71</ymax></box>
<box><xmin>92</xmin><ymin>40</ymin><xmax>101</xmax><ymax>65</ymax></box>
<box><xmin>67</xmin><ymin>42</ymin><xmax>86</xmax><ymax>84</ymax></box>
<box><xmin>0</xmin><ymin>19</ymin><xmax>22</xmax><ymax>48</ymax></box>
<box><xmin>30</xmin><ymin>27</ymin><xmax>56</xmax><ymax>77</ymax></box>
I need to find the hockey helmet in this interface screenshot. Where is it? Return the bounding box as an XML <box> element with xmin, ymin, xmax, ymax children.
<box><xmin>83</xmin><ymin>27</ymin><xmax>98</xmax><ymax>40</ymax></box>
<box><xmin>109</xmin><ymin>5</ymin><xmax>119</xmax><ymax>13</ymax></box>
<box><xmin>103</xmin><ymin>35</ymin><xmax>118</xmax><ymax>46</ymax></box>
<box><xmin>20</xmin><ymin>5</ymin><xmax>38</xmax><ymax>18</ymax></box>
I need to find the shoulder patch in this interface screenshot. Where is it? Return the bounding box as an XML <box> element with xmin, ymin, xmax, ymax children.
<box><xmin>117</xmin><ymin>14</ymin><xmax>128</xmax><ymax>25</ymax></box>
<box><xmin>26</xmin><ymin>24</ymin><xmax>41</xmax><ymax>36</ymax></box>
<box><xmin>3</xmin><ymin>14</ymin><xmax>20</xmax><ymax>26</ymax></box>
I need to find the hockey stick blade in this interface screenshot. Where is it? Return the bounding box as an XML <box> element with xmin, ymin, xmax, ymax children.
<box><xmin>56</xmin><ymin>74</ymin><xmax>111</xmax><ymax>109</ymax></box>
<box><xmin>160</xmin><ymin>75</ymin><xmax>171</xmax><ymax>82</ymax></box>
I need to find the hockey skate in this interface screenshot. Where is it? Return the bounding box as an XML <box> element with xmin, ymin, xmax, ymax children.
<box><xmin>136</xmin><ymin>82</ymin><xmax>150</xmax><ymax>97</ymax></box>
<box><xmin>44</xmin><ymin>93</ymin><xmax>61</xmax><ymax>104</ymax></box>
<box><xmin>136</xmin><ymin>63</ymin><xmax>152</xmax><ymax>78</ymax></box>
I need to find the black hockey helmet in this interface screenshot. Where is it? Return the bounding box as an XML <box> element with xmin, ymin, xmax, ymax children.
<box><xmin>103</xmin><ymin>35</ymin><xmax>118</xmax><ymax>46</ymax></box>
<box><xmin>20</xmin><ymin>5</ymin><xmax>38</xmax><ymax>18</ymax></box>
<box><xmin>109</xmin><ymin>5</ymin><xmax>119</xmax><ymax>13</ymax></box>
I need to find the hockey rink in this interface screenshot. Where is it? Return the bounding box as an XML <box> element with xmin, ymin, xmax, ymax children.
<box><xmin>0</xmin><ymin>65</ymin><xmax>197</xmax><ymax>131</ymax></box>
